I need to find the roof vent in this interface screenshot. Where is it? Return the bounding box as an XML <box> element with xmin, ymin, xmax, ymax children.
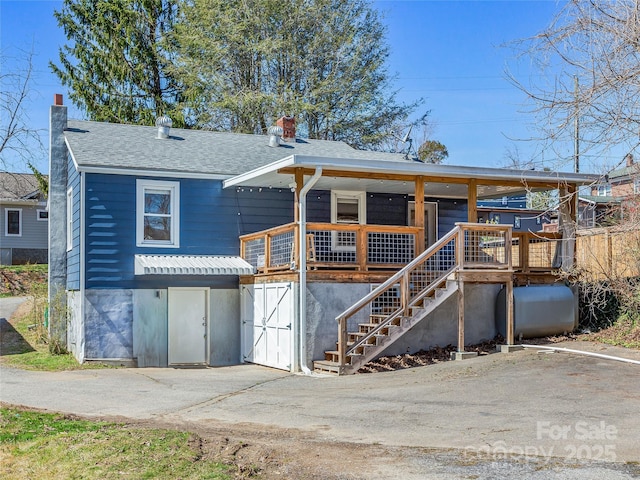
<box><xmin>156</xmin><ymin>115</ymin><xmax>172</xmax><ymax>139</ymax></box>
<box><xmin>267</xmin><ymin>125</ymin><xmax>284</xmax><ymax>147</ymax></box>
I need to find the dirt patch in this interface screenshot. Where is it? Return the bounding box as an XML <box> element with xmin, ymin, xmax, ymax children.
<box><xmin>4</xmin><ymin>407</ymin><xmax>420</xmax><ymax>479</ymax></box>
<box><xmin>0</xmin><ymin>268</ymin><xmax>46</xmax><ymax>297</ymax></box>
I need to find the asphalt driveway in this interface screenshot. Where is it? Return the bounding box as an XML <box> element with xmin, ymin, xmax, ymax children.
<box><xmin>2</xmin><ymin>340</ymin><xmax>640</xmax><ymax>476</ymax></box>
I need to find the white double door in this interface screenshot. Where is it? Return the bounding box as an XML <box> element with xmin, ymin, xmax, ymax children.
<box><xmin>168</xmin><ymin>287</ymin><xmax>208</xmax><ymax>365</ymax></box>
<box><xmin>241</xmin><ymin>282</ymin><xmax>294</xmax><ymax>371</ymax></box>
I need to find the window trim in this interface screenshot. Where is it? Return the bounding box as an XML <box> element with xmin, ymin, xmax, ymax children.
<box><xmin>67</xmin><ymin>188</ymin><xmax>73</xmax><ymax>251</ymax></box>
<box><xmin>330</xmin><ymin>190</ymin><xmax>366</xmax><ymax>252</ymax></box>
<box><xmin>37</xmin><ymin>209</ymin><xmax>49</xmax><ymax>221</ymax></box>
<box><xmin>4</xmin><ymin>208</ymin><xmax>22</xmax><ymax>237</ymax></box>
<box><xmin>634</xmin><ymin>178</ymin><xmax>640</xmax><ymax>195</ymax></box>
<box><xmin>136</xmin><ymin>179</ymin><xmax>180</xmax><ymax>248</ymax></box>
<box><xmin>597</xmin><ymin>184</ymin><xmax>612</xmax><ymax>197</ymax></box>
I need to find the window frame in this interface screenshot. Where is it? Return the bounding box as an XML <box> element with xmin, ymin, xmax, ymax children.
<box><xmin>37</xmin><ymin>209</ymin><xmax>49</xmax><ymax>221</ymax></box>
<box><xmin>597</xmin><ymin>184</ymin><xmax>612</xmax><ymax>197</ymax></box>
<box><xmin>136</xmin><ymin>179</ymin><xmax>180</xmax><ymax>248</ymax></box>
<box><xmin>67</xmin><ymin>188</ymin><xmax>73</xmax><ymax>251</ymax></box>
<box><xmin>330</xmin><ymin>190</ymin><xmax>366</xmax><ymax>252</ymax></box>
<box><xmin>634</xmin><ymin>178</ymin><xmax>640</xmax><ymax>195</ymax></box>
<box><xmin>4</xmin><ymin>208</ymin><xmax>22</xmax><ymax>237</ymax></box>
<box><xmin>513</xmin><ymin>215</ymin><xmax>521</xmax><ymax>229</ymax></box>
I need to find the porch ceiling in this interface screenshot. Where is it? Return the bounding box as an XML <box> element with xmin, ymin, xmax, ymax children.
<box><xmin>223</xmin><ymin>154</ymin><xmax>600</xmax><ymax>199</ymax></box>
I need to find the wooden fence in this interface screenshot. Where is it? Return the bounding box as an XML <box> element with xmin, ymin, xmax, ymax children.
<box><xmin>576</xmin><ymin>227</ymin><xmax>640</xmax><ymax>280</ymax></box>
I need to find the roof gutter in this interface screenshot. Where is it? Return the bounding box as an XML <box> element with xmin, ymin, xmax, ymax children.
<box><xmin>298</xmin><ymin>166</ymin><xmax>322</xmax><ymax>375</ymax></box>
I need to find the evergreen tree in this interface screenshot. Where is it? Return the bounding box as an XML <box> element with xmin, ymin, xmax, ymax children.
<box><xmin>51</xmin><ymin>0</ymin><xmax>185</xmax><ymax>126</ymax></box>
<box><xmin>172</xmin><ymin>0</ymin><xmax>419</xmax><ymax>149</ymax></box>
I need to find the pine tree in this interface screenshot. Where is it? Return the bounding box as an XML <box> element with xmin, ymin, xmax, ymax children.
<box><xmin>51</xmin><ymin>0</ymin><xmax>185</xmax><ymax>126</ymax></box>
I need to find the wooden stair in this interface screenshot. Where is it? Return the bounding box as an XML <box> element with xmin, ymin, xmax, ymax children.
<box><xmin>313</xmin><ymin>277</ymin><xmax>458</xmax><ymax>374</ymax></box>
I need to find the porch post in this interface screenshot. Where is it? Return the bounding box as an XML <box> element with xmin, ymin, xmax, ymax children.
<box><xmin>294</xmin><ymin>168</ymin><xmax>304</xmax><ymax>223</ymax></box>
<box><xmin>558</xmin><ymin>185</ymin><xmax>576</xmax><ymax>271</ymax></box>
<box><xmin>467</xmin><ymin>178</ymin><xmax>478</xmax><ymax>223</ymax></box>
<box><xmin>415</xmin><ymin>176</ymin><xmax>425</xmax><ymax>255</ymax></box>
<box><xmin>294</xmin><ymin>168</ymin><xmax>304</xmax><ymax>266</ymax></box>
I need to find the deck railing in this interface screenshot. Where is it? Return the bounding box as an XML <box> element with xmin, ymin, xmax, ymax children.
<box><xmin>240</xmin><ymin>222</ymin><xmax>561</xmax><ymax>274</ymax></box>
<box><xmin>511</xmin><ymin>232</ymin><xmax>562</xmax><ymax>272</ymax></box>
<box><xmin>240</xmin><ymin>222</ymin><xmax>422</xmax><ymax>273</ymax></box>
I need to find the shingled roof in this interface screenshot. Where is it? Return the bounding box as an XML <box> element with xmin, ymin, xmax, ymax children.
<box><xmin>0</xmin><ymin>172</ymin><xmax>44</xmax><ymax>202</ymax></box>
<box><xmin>63</xmin><ymin>120</ymin><xmax>408</xmax><ymax>176</ymax></box>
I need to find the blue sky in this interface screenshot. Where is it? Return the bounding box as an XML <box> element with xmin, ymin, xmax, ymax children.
<box><xmin>1</xmin><ymin>0</ymin><xmax>571</xmax><ymax>174</ymax></box>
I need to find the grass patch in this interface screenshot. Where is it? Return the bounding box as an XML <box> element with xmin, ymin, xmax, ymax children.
<box><xmin>0</xmin><ymin>407</ymin><xmax>233</xmax><ymax>479</ymax></box>
<box><xmin>586</xmin><ymin>314</ymin><xmax>640</xmax><ymax>349</ymax></box>
<box><xmin>0</xmin><ymin>299</ymin><xmax>112</xmax><ymax>371</ymax></box>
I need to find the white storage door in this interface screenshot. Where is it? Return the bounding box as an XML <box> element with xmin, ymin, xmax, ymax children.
<box><xmin>241</xmin><ymin>282</ymin><xmax>294</xmax><ymax>371</ymax></box>
<box><xmin>168</xmin><ymin>288</ymin><xmax>208</xmax><ymax>365</ymax></box>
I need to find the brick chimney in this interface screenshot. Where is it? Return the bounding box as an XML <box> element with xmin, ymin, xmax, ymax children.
<box><xmin>625</xmin><ymin>153</ymin><xmax>634</xmax><ymax>167</ymax></box>
<box><xmin>276</xmin><ymin>116</ymin><xmax>296</xmax><ymax>142</ymax></box>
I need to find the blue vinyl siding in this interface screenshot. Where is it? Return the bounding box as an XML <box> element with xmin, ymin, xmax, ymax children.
<box><xmin>429</xmin><ymin>198</ymin><xmax>467</xmax><ymax>238</ymax></box>
<box><xmin>66</xmin><ymin>157</ymin><xmax>81</xmax><ymax>290</ymax></box>
<box><xmin>367</xmin><ymin>194</ymin><xmax>408</xmax><ymax>225</ymax></box>
<box><xmin>306</xmin><ymin>191</ymin><xmax>466</xmax><ymax>237</ymax></box>
<box><xmin>306</xmin><ymin>191</ymin><xmax>408</xmax><ymax>224</ymax></box>
<box><xmin>84</xmin><ymin>175</ymin><xmax>293</xmax><ymax>289</ymax></box>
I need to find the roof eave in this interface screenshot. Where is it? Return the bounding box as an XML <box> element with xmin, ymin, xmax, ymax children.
<box><xmin>222</xmin><ymin>154</ymin><xmax>601</xmax><ymax>188</ymax></box>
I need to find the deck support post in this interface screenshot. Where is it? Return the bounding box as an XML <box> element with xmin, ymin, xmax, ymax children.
<box><xmin>457</xmin><ymin>279</ymin><xmax>464</xmax><ymax>352</ymax></box>
<box><xmin>506</xmin><ymin>278</ymin><xmax>514</xmax><ymax>345</ymax></box>
<box><xmin>451</xmin><ymin>278</ymin><xmax>478</xmax><ymax>360</ymax></box>
<box><xmin>497</xmin><ymin>278</ymin><xmax>523</xmax><ymax>353</ymax></box>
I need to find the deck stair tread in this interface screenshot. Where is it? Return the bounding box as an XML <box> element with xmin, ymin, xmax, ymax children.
<box><xmin>314</xmin><ymin>278</ymin><xmax>459</xmax><ymax>375</ymax></box>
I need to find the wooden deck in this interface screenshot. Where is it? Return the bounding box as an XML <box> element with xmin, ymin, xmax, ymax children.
<box><xmin>240</xmin><ymin>222</ymin><xmax>563</xmax><ymax>284</ymax></box>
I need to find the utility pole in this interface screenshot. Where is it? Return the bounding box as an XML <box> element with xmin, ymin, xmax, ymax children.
<box><xmin>574</xmin><ymin>75</ymin><xmax>580</xmax><ymax>173</ymax></box>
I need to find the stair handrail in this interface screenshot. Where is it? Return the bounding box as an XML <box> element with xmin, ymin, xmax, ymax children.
<box><xmin>344</xmin><ymin>267</ymin><xmax>457</xmax><ymax>359</ymax></box>
<box><xmin>335</xmin><ymin>225</ymin><xmax>462</xmax><ymax>369</ymax></box>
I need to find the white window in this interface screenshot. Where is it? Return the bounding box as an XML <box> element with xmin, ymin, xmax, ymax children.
<box><xmin>330</xmin><ymin>190</ymin><xmax>366</xmax><ymax>251</ymax></box>
<box><xmin>634</xmin><ymin>178</ymin><xmax>640</xmax><ymax>195</ymax></box>
<box><xmin>136</xmin><ymin>179</ymin><xmax>180</xmax><ymax>248</ymax></box>
<box><xmin>513</xmin><ymin>215</ymin><xmax>521</xmax><ymax>229</ymax></box>
<box><xmin>37</xmin><ymin>209</ymin><xmax>49</xmax><ymax>221</ymax></box>
<box><xmin>597</xmin><ymin>184</ymin><xmax>612</xmax><ymax>197</ymax></box>
<box><xmin>4</xmin><ymin>208</ymin><xmax>22</xmax><ymax>236</ymax></box>
<box><xmin>67</xmin><ymin>188</ymin><xmax>73</xmax><ymax>251</ymax></box>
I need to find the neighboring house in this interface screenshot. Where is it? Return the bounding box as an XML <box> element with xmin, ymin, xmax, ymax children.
<box><xmin>588</xmin><ymin>154</ymin><xmax>640</xmax><ymax>226</ymax></box>
<box><xmin>48</xmin><ymin>97</ymin><xmax>598</xmax><ymax>373</ymax></box>
<box><xmin>0</xmin><ymin>172</ymin><xmax>48</xmax><ymax>265</ymax></box>
<box><xmin>477</xmin><ymin>195</ymin><xmax>550</xmax><ymax>232</ymax></box>
<box><xmin>577</xmin><ymin>195</ymin><xmax>624</xmax><ymax>229</ymax></box>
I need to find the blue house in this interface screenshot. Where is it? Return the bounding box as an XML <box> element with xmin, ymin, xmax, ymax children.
<box><xmin>477</xmin><ymin>195</ymin><xmax>551</xmax><ymax>232</ymax></box>
<box><xmin>49</xmin><ymin>97</ymin><xmax>597</xmax><ymax>373</ymax></box>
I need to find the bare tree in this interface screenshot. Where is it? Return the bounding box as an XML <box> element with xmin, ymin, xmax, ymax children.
<box><xmin>0</xmin><ymin>49</ymin><xmax>44</xmax><ymax>171</ymax></box>
<box><xmin>508</xmin><ymin>0</ymin><xmax>640</xmax><ymax>173</ymax></box>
